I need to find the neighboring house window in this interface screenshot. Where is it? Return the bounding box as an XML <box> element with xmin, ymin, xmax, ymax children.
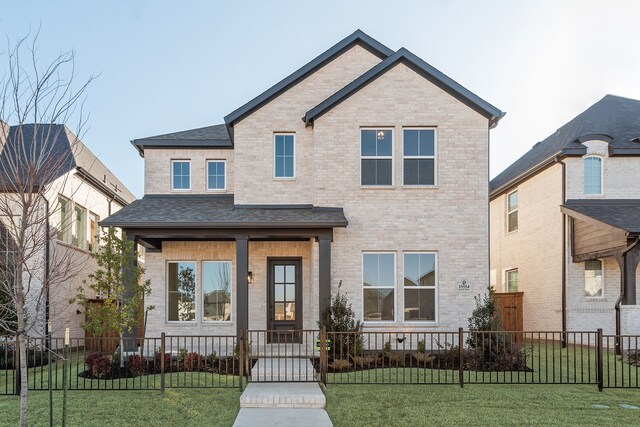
<box><xmin>172</xmin><ymin>160</ymin><xmax>191</xmax><ymax>190</ymax></box>
<box><xmin>207</xmin><ymin>160</ymin><xmax>226</xmax><ymax>190</ymax></box>
<box><xmin>167</xmin><ymin>261</ymin><xmax>196</xmax><ymax>321</ymax></box>
<box><xmin>507</xmin><ymin>190</ymin><xmax>518</xmax><ymax>232</ymax></box>
<box><xmin>73</xmin><ymin>204</ymin><xmax>86</xmax><ymax>249</ymax></box>
<box><xmin>88</xmin><ymin>212</ymin><xmax>99</xmax><ymax>252</ymax></box>
<box><xmin>362</xmin><ymin>253</ymin><xmax>395</xmax><ymax>321</ymax></box>
<box><xmin>403</xmin><ymin>129</ymin><xmax>435</xmax><ymax>186</ymax></box>
<box><xmin>584</xmin><ymin>156</ymin><xmax>602</xmax><ymax>195</ymax></box>
<box><xmin>274</xmin><ymin>134</ymin><xmax>295</xmax><ymax>178</ymax></box>
<box><xmin>202</xmin><ymin>261</ymin><xmax>232</xmax><ymax>321</ymax></box>
<box><xmin>403</xmin><ymin>253</ymin><xmax>437</xmax><ymax>322</ymax></box>
<box><xmin>506</xmin><ymin>269</ymin><xmax>519</xmax><ymax>292</ymax></box>
<box><xmin>584</xmin><ymin>260</ymin><xmax>603</xmax><ymax>297</ymax></box>
<box><xmin>58</xmin><ymin>196</ymin><xmax>73</xmax><ymax>245</ymax></box>
<box><xmin>361</xmin><ymin>129</ymin><xmax>392</xmax><ymax>186</ymax></box>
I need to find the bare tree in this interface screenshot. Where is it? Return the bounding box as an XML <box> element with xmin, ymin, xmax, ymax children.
<box><xmin>0</xmin><ymin>30</ymin><xmax>95</xmax><ymax>426</ymax></box>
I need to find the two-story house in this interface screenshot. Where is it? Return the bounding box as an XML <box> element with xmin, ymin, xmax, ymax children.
<box><xmin>102</xmin><ymin>30</ymin><xmax>504</xmax><ymax>340</ymax></box>
<box><xmin>490</xmin><ymin>95</ymin><xmax>640</xmax><ymax>337</ymax></box>
<box><xmin>0</xmin><ymin>122</ymin><xmax>136</xmax><ymax>338</ymax></box>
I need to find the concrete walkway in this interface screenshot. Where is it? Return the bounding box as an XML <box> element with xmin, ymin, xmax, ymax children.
<box><xmin>233</xmin><ymin>382</ymin><xmax>332</xmax><ymax>427</ymax></box>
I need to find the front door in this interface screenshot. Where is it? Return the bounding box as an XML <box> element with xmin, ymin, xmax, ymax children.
<box><xmin>267</xmin><ymin>258</ymin><xmax>302</xmax><ymax>343</ymax></box>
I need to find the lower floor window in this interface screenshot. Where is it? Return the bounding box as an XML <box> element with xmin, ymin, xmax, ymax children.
<box><xmin>362</xmin><ymin>253</ymin><xmax>395</xmax><ymax>321</ymax></box>
<box><xmin>403</xmin><ymin>253</ymin><xmax>437</xmax><ymax>321</ymax></box>
<box><xmin>584</xmin><ymin>260</ymin><xmax>602</xmax><ymax>297</ymax></box>
<box><xmin>506</xmin><ymin>269</ymin><xmax>519</xmax><ymax>292</ymax></box>
<box><xmin>203</xmin><ymin>261</ymin><xmax>232</xmax><ymax>321</ymax></box>
<box><xmin>167</xmin><ymin>261</ymin><xmax>196</xmax><ymax>321</ymax></box>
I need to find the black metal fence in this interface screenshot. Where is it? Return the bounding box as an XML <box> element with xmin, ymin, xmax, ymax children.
<box><xmin>1</xmin><ymin>329</ymin><xmax>639</xmax><ymax>395</ymax></box>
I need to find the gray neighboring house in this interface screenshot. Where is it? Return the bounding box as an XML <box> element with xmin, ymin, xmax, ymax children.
<box><xmin>0</xmin><ymin>122</ymin><xmax>136</xmax><ymax>337</ymax></box>
<box><xmin>490</xmin><ymin>95</ymin><xmax>640</xmax><ymax>337</ymax></box>
<box><xmin>103</xmin><ymin>30</ymin><xmax>504</xmax><ymax>340</ymax></box>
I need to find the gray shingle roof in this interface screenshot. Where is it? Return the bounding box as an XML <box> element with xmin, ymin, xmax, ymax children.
<box><xmin>0</xmin><ymin>124</ymin><xmax>136</xmax><ymax>204</ymax></box>
<box><xmin>131</xmin><ymin>124</ymin><xmax>232</xmax><ymax>156</ymax></box>
<box><xmin>491</xmin><ymin>95</ymin><xmax>640</xmax><ymax>197</ymax></box>
<box><xmin>562</xmin><ymin>199</ymin><xmax>640</xmax><ymax>234</ymax></box>
<box><xmin>99</xmin><ymin>195</ymin><xmax>348</xmax><ymax>228</ymax></box>
<box><xmin>304</xmin><ymin>48</ymin><xmax>504</xmax><ymax>126</ymax></box>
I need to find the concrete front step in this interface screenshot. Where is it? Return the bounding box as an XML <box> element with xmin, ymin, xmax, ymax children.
<box><xmin>233</xmin><ymin>408</ymin><xmax>333</xmax><ymax>427</ymax></box>
<box><xmin>251</xmin><ymin>357</ymin><xmax>316</xmax><ymax>382</ymax></box>
<box><xmin>240</xmin><ymin>383</ymin><xmax>326</xmax><ymax>409</ymax></box>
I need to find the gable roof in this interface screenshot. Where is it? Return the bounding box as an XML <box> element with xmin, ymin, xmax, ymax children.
<box><xmin>131</xmin><ymin>124</ymin><xmax>232</xmax><ymax>156</ymax></box>
<box><xmin>562</xmin><ymin>199</ymin><xmax>640</xmax><ymax>235</ymax></box>
<box><xmin>0</xmin><ymin>124</ymin><xmax>135</xmax><ymax>204</ymax></box>
<box><xmin>304</xmin><ymin>47</ymin><xmax>504</xmax><ymax>127</ymax></box>
<box><xmin>490</xmin><ymin>95</ymin><xmax>640</xmax><ymax>197</ymax></box>
<box><xmin>223</xmin><ymin>29</ymin><xmax>394</xmax><ymax>134</ymax></box>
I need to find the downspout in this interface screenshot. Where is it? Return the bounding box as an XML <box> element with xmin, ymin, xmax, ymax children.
<box><xmin>555</xmin><ymin>156</ymin><xmax>567</xmax><ymax>346</ymax></box>
<box><xmin>615</xmin><ymin>237</ymin><xmax>640</xmax><ymax>340</ymax></box>
<box><xmin>44</xmin><ymin>197</ymin><xmax>50</xmax><ymax>339</ymax></box>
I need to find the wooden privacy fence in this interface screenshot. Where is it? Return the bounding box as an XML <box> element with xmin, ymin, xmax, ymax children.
<box><xmin>1</xmin><ymin>329</ymin><xmax>639</xmax><ymax>395</ymax></box>
<box><xmin>493</xmin><ymin>292</ymin><xmax>524</xmax><ymax>333</ymax></box>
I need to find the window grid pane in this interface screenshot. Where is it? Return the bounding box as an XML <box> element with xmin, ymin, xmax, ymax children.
<box><xmin>361</xmin><ymin>130</ymin><xmax>393</xmax><ymax>186</ymax></box>
<box><xmin>507</xmin><ymin>191</ymin><xmax>518</xmax><ymax>232</ymax></box>
<box><xmin>363</xmin><ymin>253</ymin><xmax>395</xmax><ymax>321</ymax></box>
<box><xmin>168</xmin><ymin>261</ymin><xmax>196</xmax><ymax>321</ymax></box>
<box><xmin>203</xmin><ymin>261</ymin><xmax>231</xmax><ymax>321</ymax></box>
<box><xmin>403</xmin><ymin>253</ymin><xmax>437</xmax><ymax>321</ymax></box>
<box><xmin>584</xmin><ymin>260</ymin><xmax>602</xmax><ymax>297</ymax></box>
<box><xmin>275</xmin><ymin>135</ymin><xmax>295</xmax><ymax>178</ymax></box>
<box><xmin>584</xmin><ymin>157</ymin><xmax>602</xmax><ymax>194</ymax></box>
<box><xmin>403</xmin><ymin>129</ymin><xmax>435</xmax><ymax>185</ymax></box>
<box><xmin>172</xmin><ymin>161</ymin><xmax>190</xmax><ymax>190</ymax></box>
<box><xmin>207</xmin><ymin>161</ymin><xmax>226</xmax><ymax>190</ymax></box>
<box><xmin>507</xmin><ymin>270</ymin><xmax>519</xmax><ymax>293</ymax></box>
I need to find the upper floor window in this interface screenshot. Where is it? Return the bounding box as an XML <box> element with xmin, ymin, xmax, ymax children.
<box><xmin>172</xmin><ymin>160</ymin><xmax>191</xmax><ymax>191</ymax></box>
<box><xmin>361</xmin><ymin>129</ymin><xmax>392</xmax><ymax>186</ymax></box>
<box><xmin>584</xmin><ymin>156</ymin><xmax>602</xmax><ymax>195</ymax></box>
<box><xmin>73</xmin><ymin>204</ymin><xmax>87</xmax><ymax>249</ymax></box>
<box><xmin>507</xmin><ymin>190</ymin><xmax>518</xmax><ymax>232</ymax></box>
<box><xmin>506</xmin><ymin>269</ymin><xmax>519</xmax><ymax>292</ymax></box>
<box><xmin>584</xmin><ymin>260</ymin><xmax>602</xmax><ymax>297</ymax></box>
<box><xmin>58</xmin><ymin>196</ymin><xmax>73</xmax><ymax>245</ymax></box>
<box><xmin>403</xmin><ymin>129</ymin><xmax>435</xmax><ymax>186</ymax></box>
<box><xmin>207</xmin><ymin>160</ymin><xmax>226</xmax><ymax>190</ymax></box>
<box><xmin>403</xmin><ymin>252</ymin><xmax>437</xmax><ymax>322</ymax></box>
<box><xmin>274</xmin><ymin>134</ymin><xmax>295</xmax><ymax>178</ymax></box>
<box><xmin>88</xmin><ymin>212</ymin><xmax>99</xmax><ymax>252</ymax></box>
<box><xmin>362</xmin><ymin>252</ymin><xmax>395</xmax><ymax>321</ymax></box>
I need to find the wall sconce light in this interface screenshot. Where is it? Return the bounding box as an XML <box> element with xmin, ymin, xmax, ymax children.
<box><xmin>247</xmin><ymin>271</ymin><xmax>253</xmax><ymax>285</ymax></box>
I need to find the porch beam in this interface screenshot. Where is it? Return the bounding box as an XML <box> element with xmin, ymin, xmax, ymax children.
<box><xmin>318</xmin><ymin>235</ymin><xmax>331</xmax><ymax>323</ymax></box>
<box><xmin>236</xmin><ymin>236</ymin><xmax>249</xmax><ymax>335</ymax></box>
<box><xmin>123</xmin><ymin>227</ymin><xmax>333</xmax><ymax>241</ymax></box>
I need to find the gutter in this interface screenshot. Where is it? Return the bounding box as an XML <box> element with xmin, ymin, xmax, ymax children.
<box><xmin>615</xmin><ymin>237</ymin><xmax>640</xmax><ymax>344</ymax></box>
<box><xmin>74</xmin><ymin>167</ymin><xmax>129</xmax><ymax>207</ymax></box>
<box><xmin>44</xmin><ymin>197</ymin><xmax>50</xmax><ymax>340</ymax></box>
<box><xmin>490</xmin><ymin>152</ymin><xmax>563</xmax><ymax>200</ymax></box>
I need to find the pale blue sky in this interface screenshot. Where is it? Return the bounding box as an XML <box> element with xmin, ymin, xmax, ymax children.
<box><xmin>2</xmin><ymin>0</ymin><xmax>640</xmax><ymax>197</ymax></box>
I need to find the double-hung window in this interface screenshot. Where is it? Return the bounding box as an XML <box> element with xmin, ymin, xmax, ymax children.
<box><xmin>506</xmin><ymin>269</ymin><xmax>519</xmax><ymax>292</ymax></box>
<box><xmin>584</xmin><ymin>156</ymin><xmax>602</xmax><ymax>195</ymax></box>
<box><xmin>167</xmin><ymin>261</ymin><xmax>196</xmax><ymax>321</ymax></box>
<box><xmin>74</xmin><ymin>205</ymin><xmax>87</xmax><ymax>249</ymax></box>
<box><xmin>207</xmin><ymin>160</ymin><xmax>226</xmax><ymax>190</ymax></box>
<box><xmin>507</xmin><ymin>190</ymin><xmax>518</xmax><ymax>232</ymax></box>
<box><xmin>584</xmin><ymin>260</ymin><xmax>602</xmax><ymax>297</ymax></box>
<box><xmin>274</xmin><ymin>134</ymin><xmax>295</xmax><ymax>178</ymax></box>
<box><xmin>361</xmin><ymin>129</ymin><xmax>392</xmax><ymax>186</ymax></box>
<box><xmin>403</xmin><ymin>253</ymin><xmax>437</xmax><ymax>321</ymax></box>
<box><xmin>58</xmin><ymin>197</ymin><xmax>73</xmax><ymax>245</ymax></box>
<box><xmin>88</xmin><ymin>212</ymin><xmax>99</xmax><ymax>252</ymax></box>
<box><xmin>362</xmin><ymin>253</ymin><xmax>395</xmax><ymax>321</ymax></box>
<box><xmin>172</xmin><ymin>160</ymin><xmax>191</xmax><ymax>190</ymax></box>
<box><xmin>202</xmin><ymin>261</ymin><xmax>232</xmax><ymax>321</ymax></box>
<box><xmin>403</xmin><ymin>129</ymin><xmax>435</xmax><ymax>186</ymax></box>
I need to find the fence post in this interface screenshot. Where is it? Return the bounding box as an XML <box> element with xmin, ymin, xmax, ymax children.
<box><xmin>596</xmin><ymin>328</ymin><xmax>604</xmax><ymax>392</ymax></box>
<box><xmin>458</xmin><ymin>328</ymin><xmax>464</xmax><ymax>388</ymax></box>
<box><xmin>160</xmin><ymin>332</ymin><xmax>165</xmax><ymax>396</ymax></box>
<box><xmin>320</xmin><ymin>327</ymin><xmax>327</xmax><ymax>386</ymax></box>
<box><xmin>238</xmin><ymin>330</ymin><xmax>245</xmax><ymax>391</ymax></box>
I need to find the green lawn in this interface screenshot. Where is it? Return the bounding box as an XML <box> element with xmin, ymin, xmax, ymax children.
<box><xmin>0</xmin><ymin>384</ymin><xmax>638</xmax><ymax>426</ymax></box>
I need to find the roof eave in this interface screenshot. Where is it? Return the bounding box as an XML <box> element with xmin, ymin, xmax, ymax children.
<box><xmin>99</xmin><ymin>220</ymin><xmax>349</xmax><ymax>229</ymax></box>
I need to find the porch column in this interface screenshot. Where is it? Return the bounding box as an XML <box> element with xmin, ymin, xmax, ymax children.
<box><xmin>318</xmin><ymin>235</ymin><xmax>331</xmax><ymax>322</ymax></box>
<box><xmin>615</xmin><ymin>244</ymin><xmax>640</xmax><ymax>306</ymax></box>
<box><xmin>236</xmin><ymin>236</ymin><xmax>249</xmax><ymax>336</ymax></box>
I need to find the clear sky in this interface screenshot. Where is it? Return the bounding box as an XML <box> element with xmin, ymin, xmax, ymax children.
<box><xmin>2</xmin><ymin>0</ymin><xmax>640</xmax><ymax>197</ymax></box>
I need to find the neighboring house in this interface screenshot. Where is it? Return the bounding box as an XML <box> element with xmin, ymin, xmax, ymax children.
<box><xmin>0</xmin><ymin>123</ymin><xmax>136</xmax><ymax>337</ymax></box>
<box><xmin>102</xmin><ymin>30</ymin><xmax>504</xmax><ymax>340</ymax></box>
<box><xmin>490</xmin><ymin>95</ymin><xmax>640</xmax><ymax>336</ymax></box>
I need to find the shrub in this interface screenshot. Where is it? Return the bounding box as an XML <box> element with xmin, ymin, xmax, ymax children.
<box><xmin>182</xmin><ymin>352</ymin><xmax>203</xmax><ymax>371</ymax></box>
<box><xmin>126</xmin><ymin>354</ymin><xmax>147</xmax><ymax>377</ymax></box>
<box><xmin>417</xmin><ymin>340</ymin><xmax>426</xmax><ymax>354</ymax></box>
<box><xmin>383</xmin><ymin>341</ymin><xmax>391</xmax><ymax>354</ymax></box>
<box><xmin>153</xmin><ymin>351</ymin><xmax>172</xmax><ymax>372</ymax></box>
<box><xmin>414</xmin><ymin>352</ymin><xmax>435</xmax><ymax>364</ymax></box>
<box><xmin>206</xmin><ymin>352</ymin><xmax>217</xmax><ymax>366</ymax></box>
<box><xmin>352</xmin><ymin>354</ymin><xmax>378</xmax><ymax>368</ymax></box>
<box><xmin>319</xmin><ymin>281</ymin><xmax>362</xmax><ymax>357</ymax></box>
<box><xmin>329</xmin><ymin>359</ymin><xmax>351</xmax><ymax>372</ymax></box>
<box><xmin>85</xmin><ymin>352</ymin><xmax>113</xmax><ymax>379</ymax></box>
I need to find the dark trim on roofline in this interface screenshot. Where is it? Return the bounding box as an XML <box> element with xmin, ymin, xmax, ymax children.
<box><xmin>223</xmin><ymin>30</ymin><xmax>394</xmax><ymax>134</ymax></box>
<box><xmin>303</xmin><ymin>48</ymin><xmax>504</xmax><ymax>127</ymax></box>
<box><xmin>75</xmin><ymin>167</ymin><xmax>130</xmax><ymax>206</ymax></box>
<box><xmin>490</xmin><ymin>152</ymin><xmax>563</xmax><ymax>200</ymax></box>
<box><xmin>131</xmin><ymin>139</ymin><xmax>233</xmax><ymax>157</ymax></box>
<box><xmin>574</xmin><ymin>134</ymin><xmax>613</xmax><ymax>144</ymax></box>
<box><xmin>101</xmin><ymin>220</ymin><xmax>348</xmax><ymax>229</ymax></box>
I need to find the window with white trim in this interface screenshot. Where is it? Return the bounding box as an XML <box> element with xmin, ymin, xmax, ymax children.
<box><xmin>202</xmin><ymin>261</ymin><xmax>232</xmax><ymax>321</ymax></box>
<box><xmin>584</xmin><ymin>260</ymin><xmax>602</xmax><ymax>297</ymax></box>
<box><xmin>88</xmin><ymin>212</ymin><xmax>99</xmax><ymax>252</ymax></box>
<box><xmin>274</xmin><ymin>134</ymin><xmax>295</xmax><ymax>178</ymax></box>
<box><xmin>73</xmin><ymin>204</ymin><xmax>87</xmax><ymax>249</ymax></box>
<box><xmin>507</xmin><ymin>190</ymin><xmax>518</xmax><ymax>232</ymax></box>
<box><xmin>506</xmin><ymin>269</ymin><xmax>519</xmax><ymax>292</ymax></box>
<box><xmin>403</xmin><ymin>253</ymin><xmax>437</xmax><ymax>321</ymax></box>
<box><xmin>207</xmin><ymin>160</ymin><xmax>226</xmax><ymax>190</ymax></box>
<box><xmin>584</xmin><ymin>156</ymin><xmax>602</xmax><ymax>195</ymax></box>
<box><xmin>58</xmin><ymin>196</ymin><xmax>73</xmax><ymax>245</ymax></box>
<box><xmin>362</xmin><ymin>253</ymin><xmax>395</xmax><ymax>321</ymax></box>
<box><xmin>403</xmin><ymin>129</ymin><xmax>435</xmax><ymax>186</ymax></box>
<box><xmin>171</xmin><ymin>160</ymin><xmax>191</xmax><ymax>190</ymax></box>
<box><xmin>167</xmin><ymin>261</ymin><xmax>196</xmax><ymax>321</ymax></box>
<box><xmin>361</xmin><ymin>129</ymin><xmax>392</xmax><ymax>186</ymax></box>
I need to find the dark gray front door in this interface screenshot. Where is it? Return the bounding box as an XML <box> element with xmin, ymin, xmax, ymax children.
<box><xmin>267</xmin><ymin>258</ymin><xmax>302</xmax><ymax>343</ymax></box>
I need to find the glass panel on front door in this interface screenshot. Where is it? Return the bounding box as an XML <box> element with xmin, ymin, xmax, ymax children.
<box><xmin>274</xmin><ymin>264</ymin><xmax>296</xmax><ymax>321</ymax></box>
